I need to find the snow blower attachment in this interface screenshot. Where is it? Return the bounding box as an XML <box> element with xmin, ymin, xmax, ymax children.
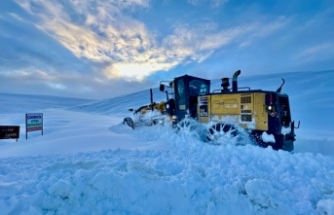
<box><xmin>124</xmin><ymin>70</ymin><xmax>299</xmax><ymax>152</ymax></box>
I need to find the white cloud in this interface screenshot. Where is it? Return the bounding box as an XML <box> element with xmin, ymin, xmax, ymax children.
<box><xmin>187</xmin><ymin>0</ymin><xmax>205</xmax><ymax>6</ymax></box>
<box><xmin>14</xmin><ymin>0</ymin><xmax>288</xmax><ymax>82</ymax></box>
<box><xmin>187</xmin><ymin>0</ymin><xmax>228</xmax><ymax>7</ymax></box>
<box><xmin>1</xmin><ymin>68</ymin><xmax>58</xmax><ymax>80</ymax></box>
<box><xmin>46</xmin><ymin>82</ymin><xmax>67</xmax><ymax>90</ymax></box>
<box><xmin>238</xmin><ymin>17</ymin><xmax>289</xmax><ymax>48</ymax></box>
<box><xmin>211</xmin><ymin>0</ymin><xmax>229</xmax><ymax>7</ymax></box>
<box><xmin>295</xmin><ymin>42</ymin><xmax>334</xmax><ymax>61</ymax></box>
<box><xmin>103</xmin><ymin>61</ymin><xmax>179</xmax><ymax>81</ymax></box>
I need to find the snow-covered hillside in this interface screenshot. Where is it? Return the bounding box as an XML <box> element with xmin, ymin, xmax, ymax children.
<box><xmin>0</xmin><ymin>71</ymin><xmax>334</xmax><ymax>214</ymax></box>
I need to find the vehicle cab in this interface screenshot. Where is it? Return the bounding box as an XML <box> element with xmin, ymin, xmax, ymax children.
<box><xmin>160</xmin><ymin>75</ymin><xmax>210</xmax><ymax>121</ymax></box>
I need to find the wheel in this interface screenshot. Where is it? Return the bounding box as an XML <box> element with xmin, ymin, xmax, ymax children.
<box><xmin>250</xmin><ymin>131</ymin><xmax>269</xmax><ymax>148</ymax></box>
<box><xmin>206</xmin><ymin>122</ymin><xmax>240</xmax><ymax>145</ymax></box>
<box><xmin>176</xmin><ymin>118</ymin><xmax>198</xmax><ymax>132</ymax></box>
<box><xmin>273</xmin><ymin>134</ymin><xmax>284</xmax><ymax>150</ymax></box>
<box><xmin>250</xmin><ymin>131</ymin><xmax>286</xmax><ymax>149</ymax></box>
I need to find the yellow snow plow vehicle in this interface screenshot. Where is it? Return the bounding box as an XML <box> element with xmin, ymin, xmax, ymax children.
<box><xmin>124</xmin><ymin>70</ymin><xmax>299</xmax><ymax>151</ymax></box>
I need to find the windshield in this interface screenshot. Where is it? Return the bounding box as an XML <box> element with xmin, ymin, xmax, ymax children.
<box><xmin>189</xmin><ymin>80</ymin><xmax>209</xmax><ymax>95</ymax></box>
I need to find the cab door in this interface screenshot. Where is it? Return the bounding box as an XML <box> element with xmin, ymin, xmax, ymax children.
<box><xmin>174</xmin><ymin>78</ymin><xmax>188</xmax><ymax>121</ymax></box>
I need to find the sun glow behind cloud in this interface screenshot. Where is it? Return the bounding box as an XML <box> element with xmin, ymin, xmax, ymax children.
<box><xmin>14</xmin><ymin>0</ymin><xmax>288</xmax><ymax>82</ymax></box>
<box><xmin>1</xmin><ymin>0</ymin><xmax>332</xmax><ymax>99</ymax></box>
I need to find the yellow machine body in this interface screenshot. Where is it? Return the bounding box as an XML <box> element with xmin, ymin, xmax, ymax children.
<box><xmin>125</xmin><ymin>70</ymin><xmax>297</xmax><ymax>152</ymax></box>
<box><xmin>198</xmin><ymin>92</ymin><xmax>268</xmax><ymax>131</ymax></box>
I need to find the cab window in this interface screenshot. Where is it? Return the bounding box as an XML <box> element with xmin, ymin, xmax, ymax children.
<box><xmin>189</xmin><ymin>80</ymin><xmax>209</xmax><ymax>95</ymax></box>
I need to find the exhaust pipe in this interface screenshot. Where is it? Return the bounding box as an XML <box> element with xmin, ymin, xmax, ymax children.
<box><xmin>232</xmin><ymin>70</ymin><xmax>241</xmax><ymax>92</ymax></box>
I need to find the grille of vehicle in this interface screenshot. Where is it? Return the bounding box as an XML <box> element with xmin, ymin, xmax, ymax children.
<box><xmin>241</xmin><ymin>110</ymin><xmax>252</xmax><ymax>113</ymax></box>
<box><xmin>278</xmin><ymin>95</ymin><xmax>291</xmax><ymax>126</ymax></box>
<box><xmin>241</xmin><ymin>96</ymin><xmax>251</xmax><ymax>103</ymax></box>
<box><xmin>241</xmin><ymin>115</ymin><xmax>252</xmax><ymax>122</ymax></box>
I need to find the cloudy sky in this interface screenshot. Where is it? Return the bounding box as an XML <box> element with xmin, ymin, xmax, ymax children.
<box><xmin>1</xmin><ymin>0</ymin><xmax>333</xmax><ymax>99</ymax></box>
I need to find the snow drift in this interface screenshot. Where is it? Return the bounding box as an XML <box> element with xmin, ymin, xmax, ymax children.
<box><xmin>0</xmin><ymin>71</ymin><xmax>334</xmax><ymax>214</ymax></box>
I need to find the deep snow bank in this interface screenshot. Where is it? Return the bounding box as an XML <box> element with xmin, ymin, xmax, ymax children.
<box><xmin>1</xmin><ymin>123</ymin><xmax>334</xmax><ymax>214</ymax></box>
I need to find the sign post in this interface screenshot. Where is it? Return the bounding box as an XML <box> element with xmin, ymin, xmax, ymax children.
<box><xmin>0</xmin><ymin>126</ymin><xmax>20</xmax><ymax>141</ymax></box>
<box><xmin>26</xmin><ymin>113</ymin><xmax>43</xmax><ymax>139</ymax></box>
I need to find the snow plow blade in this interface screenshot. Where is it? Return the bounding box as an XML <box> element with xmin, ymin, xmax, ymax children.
<box><xmin>123</xmin><ymin>117</ymin><xmax>134</xmax><ymax>129</ymax></box>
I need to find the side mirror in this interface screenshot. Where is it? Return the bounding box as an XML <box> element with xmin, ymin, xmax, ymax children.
<box><xmin>159</xmin><ymin>84</ymin><xmax>165</xmax><ymax>92</ymax></box>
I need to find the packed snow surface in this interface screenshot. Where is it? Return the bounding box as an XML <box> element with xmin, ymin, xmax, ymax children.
<box><xmin>0</xmin><ymin>71</ymin><xmax>334</xmax><ymax>215</ymax></box>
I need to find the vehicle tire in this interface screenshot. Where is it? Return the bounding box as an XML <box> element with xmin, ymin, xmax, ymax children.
<box><xmin>176</xmin><ymin>118</ymin><xmax>198</xmax><ymax>132</ymax></box>
<box><xmin>250</xmin><ymin>131</ymin><xmax>269</xmax><ymax>148</ymax></box>
<box><xmin>206</xmin><ymin>122</ymin><xmax>240</xmax><ymax>145</ymax></box>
